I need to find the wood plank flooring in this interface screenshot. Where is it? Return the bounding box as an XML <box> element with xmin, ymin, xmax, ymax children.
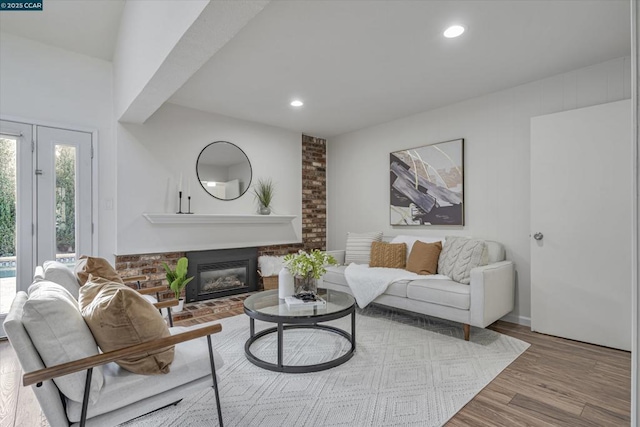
<box><xmin>0</xmin><ymin>309</ymin><xmax>630</xmax><ymax>426</ymax></box>
<box><xmin>450</xmin><ymin>321</ymin><xmax>630</xmax><ymax>426</ymax></box>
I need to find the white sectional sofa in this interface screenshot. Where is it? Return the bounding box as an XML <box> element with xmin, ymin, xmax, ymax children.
<box><xmin>322</xmin><ymin>236</ymin><xmax>515</xmax><ymax>340</ymax></box>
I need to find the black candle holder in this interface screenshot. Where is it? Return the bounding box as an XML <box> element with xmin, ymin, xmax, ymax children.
<box><xmin>177</xmin><ymin>191</ymin><xmax>183</xmax><ymax>214</ymax></box>
<box><xmin>186</xmin><ymin>196</ymin><xmax>194</xmax><ymax>214</ymax></box>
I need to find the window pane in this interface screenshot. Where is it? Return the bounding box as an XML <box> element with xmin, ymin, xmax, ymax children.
<box><xmin>55</xmin><ymin>145</ymin><xmax>76</xmax><ymax>267</ymax></box>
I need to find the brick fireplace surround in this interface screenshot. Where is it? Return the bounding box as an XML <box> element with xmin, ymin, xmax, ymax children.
<box><xmin>115</xmin><ymin>135</ymin><xmax>327</xmax><ymax>323</ymax></box>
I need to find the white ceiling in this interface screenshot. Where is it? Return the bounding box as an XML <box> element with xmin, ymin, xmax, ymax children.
<box><xmin>0</xmin><ymin>0</ymin><xmax>124</xmax><ymax>61</ymax></box>
<box><xmin>169</xmin><ymin>0</ymin><xmax>631</xmax><ymax>137</ymax></box>
<box><xmin>0</xmin><ymin>0</ymin><xmax>631</xmax><ymax>138</ymax></box>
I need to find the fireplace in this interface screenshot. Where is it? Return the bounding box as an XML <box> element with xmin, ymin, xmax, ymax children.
<box><xmin>185</xmin><ymin>248</ymin><xmax>258</xmax><ymax>302</ymax></box>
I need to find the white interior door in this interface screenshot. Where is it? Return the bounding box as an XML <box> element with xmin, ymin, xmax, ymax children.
<box><xmin>531</xmin><ymin>99</ymin><xmax>632</xmax><ymax>350</ymax></box>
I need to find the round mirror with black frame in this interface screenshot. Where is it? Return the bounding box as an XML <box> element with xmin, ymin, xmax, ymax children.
<box><xmin>196</xmin><ymin>141</ymin><xmax>252</xmax><ymax>200</ymax></box>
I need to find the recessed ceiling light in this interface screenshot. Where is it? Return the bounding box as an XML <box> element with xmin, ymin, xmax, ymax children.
<box><xmin>290</xmin><ymin>100</ymin><xmax>304</xmax><ymax>107</ymax></box>
<box><xmin>444</xmin><ymin>25</ymin><xmax>465</xmax><ymax>38</ymax></box>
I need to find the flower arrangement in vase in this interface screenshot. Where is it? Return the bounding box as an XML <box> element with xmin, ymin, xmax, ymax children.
<box><xmin>283</xmin><ymin>249</ymin><xmax>337</xmax><ymax>295</ymax></box>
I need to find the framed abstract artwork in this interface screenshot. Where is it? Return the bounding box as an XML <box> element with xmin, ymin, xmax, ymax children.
<box><xmin>390</xmin><ymin>138</ymin><xmax>464</xmax><ymax>226</ymax></box>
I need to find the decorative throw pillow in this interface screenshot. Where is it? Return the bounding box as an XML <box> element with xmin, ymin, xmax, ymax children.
<box><xmin>406</xmin><ymin>241</ymin><xmax>442</xmax><ymax>275</ymax></box>
<box><xmin>75</xmin><ymin>256</ymin><xmax>124</xmax><ymax>286</ymax></box>
<box><xmin>345</xmin><ymin>231</ymin><xmax>383</xmax><ymax>265</ymax></box>
<box><xmin>79</xmin><ymin>277</ymin><xmax>174</xmax><ymax>375</ymax></box>
<box><xmin>438</xmin><ymin>236</ymin><xmax>489</xmax><ymax>284</ymax></box>
<box><xmin>22</xmin><ymin>281</ymin><xmax>104</xmax><ymax>404</ymax></box>
<box><xmin>369</xmin><ymin>242</ymin><xmax>406</xmax><ymax>269</ymax></box>
<box><xmin>390</xmin><ymin>235</ymin><xmax>445</xmax><ymax>263</ymax></box>
<box><xmin>42</xmin><ymin>260</ymin><xmax>81</xmax><ymax>299</ymax></box>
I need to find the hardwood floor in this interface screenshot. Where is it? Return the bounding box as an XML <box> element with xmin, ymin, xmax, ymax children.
<box><xmin>0</xmin><ymin>341</ymin><xmax>48</xmax><ymax>427</ymax></box>
<box><xmin>0</xmin><ymin>310</ymin><xmax>630</xmax><ymax>426</ymax></box>
<box><xmin>451</xmin><ymin>321</ymin><xmax>630</xmax><ymax>426</ymax></box>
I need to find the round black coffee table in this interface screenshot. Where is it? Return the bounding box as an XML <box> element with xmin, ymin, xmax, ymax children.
<box><xmin>243</xmin><ymin>289</ymin><xmax>356</xmax><ymax>373</ymax></box>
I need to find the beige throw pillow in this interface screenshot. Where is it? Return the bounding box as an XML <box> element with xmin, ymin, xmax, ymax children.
<box><xmin>390</xmin><ymin>235</ymin><xmax>445</xmax><ymax>264</ymax></box>
<box><xmin>79</xmin><ymin>277</ymin><xmax>174</xmax><ymax>375</ymax></box>
<box><xmin>369</xmin><ymin>242</ymin><xmax>406</xmax><ymax>269</ymax></box>
<box><xmin>438</xmin><ymin>236</ymin><xmax>488</xmax><ymax>284</ymax></box>
<box><xmin>406</xmin><ymin>241</ymin><xmax>442</xmax><ymax>275</ymax></box>
<box><xmin>75</xmin><ymin>256</ymin><xmax>124</xmax><ymax>286</ymax></box>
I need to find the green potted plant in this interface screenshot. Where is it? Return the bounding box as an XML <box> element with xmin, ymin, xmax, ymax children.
<box><xmin>162</xmin><ymin>257</ymin><xmax>194</xmax><ymax>312</ymax></box>
<box><xmin>253</xmin><ymin>178</ymin><xmax>274</xmax><ymax>215</ymax></box>
<box><xmin>283</xmin><ymin>249</ymin><xmax>337</xmax><ymax>295</ymax></box>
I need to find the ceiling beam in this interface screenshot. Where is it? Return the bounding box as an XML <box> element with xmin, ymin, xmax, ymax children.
<box><xmin>115</xmin><ymin>0</ymin><xmax>269</xmax><ymax>124</ymax></box>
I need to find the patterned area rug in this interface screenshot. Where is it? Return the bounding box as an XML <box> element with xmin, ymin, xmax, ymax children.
<box><xmin>123</xmin><ymin>306</ymin><xmax>529</xmax><ymax>426</ymax></box>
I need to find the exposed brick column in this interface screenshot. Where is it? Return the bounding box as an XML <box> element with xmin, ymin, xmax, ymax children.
<box><xmin>301</xmin><ymin>134</ymin><xmax>327</xmax><ymax>251</ymax></box>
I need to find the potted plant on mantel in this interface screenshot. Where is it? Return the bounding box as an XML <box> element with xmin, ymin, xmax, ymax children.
<box><xmin>253</xmin><ymin>178</ymin><xmax>275</xmax><ymax>215</ymax></box>
<box><xmin>162</xmin><ymin>257</ymin><xmax>193</xmax><ymax>312</ymax></box>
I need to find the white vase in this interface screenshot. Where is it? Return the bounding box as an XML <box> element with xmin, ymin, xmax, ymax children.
<box><xmin>259</xmin><ymin>206</ymin><xmax>271</xmax><ymax>215</ymax></box>
<box><xmin>173</xmin><ymin>298</ymin><xmax>184</xmax><ymax>313</ymax></box>
<box><xmin>278</xmin><ymin>267</ymin><xmax>295</xmax><ymax>299</ymax></box>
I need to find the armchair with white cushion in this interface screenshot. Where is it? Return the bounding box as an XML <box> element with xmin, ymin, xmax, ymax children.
<box><xmin>5</xmin><ymin>261</ymin><xmax>225</xmax><ymax>427</ymax></box>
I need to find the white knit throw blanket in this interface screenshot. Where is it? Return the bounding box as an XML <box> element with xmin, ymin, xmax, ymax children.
<box><xmin>344</xmin><ymin>264</ymin><xmax>418</xmax><ymax>308</ymax></box>
<box><xmin>344</xmin><ymin>264</ymin><xmax>450</xmax><ymax>308</ymax></box>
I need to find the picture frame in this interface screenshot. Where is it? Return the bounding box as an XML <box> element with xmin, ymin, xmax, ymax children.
<box><xmin>390</xmin><ymin>138</ymin><xmax>464</xmax><ymax>226</ymax></box>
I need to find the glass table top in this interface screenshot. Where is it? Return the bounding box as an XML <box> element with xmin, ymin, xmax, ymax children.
<box><xmin>244</xmin><ymin>288</ymin><xmax>355</xmax><ymax>319</ymax></box>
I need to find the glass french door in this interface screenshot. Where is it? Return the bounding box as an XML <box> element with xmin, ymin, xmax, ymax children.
<box><xmin>0</xmin><ymin>120</ymin><xmax>92</xmax><ymax>337</ymax></box>
<box><xmin>35</xmin><ymin>126</ymin><xmax>92</xmax><ymax>266</ymax></box>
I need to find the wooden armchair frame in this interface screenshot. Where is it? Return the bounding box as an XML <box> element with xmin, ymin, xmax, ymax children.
<box><xmin>123</xmin><ymin>275</ymin><xmax>178</xmax><ymax>327</ymax></box>
<box><xmin>24</xmin><ymin>323</ymin><xmax>224</xmax><ymax>427</ymax></box>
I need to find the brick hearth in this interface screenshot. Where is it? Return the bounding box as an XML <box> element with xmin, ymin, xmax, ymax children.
<box><xmin>172</xmin><ymin>292</ymin><xmax>253</xmax><ymax>327</ymax></box>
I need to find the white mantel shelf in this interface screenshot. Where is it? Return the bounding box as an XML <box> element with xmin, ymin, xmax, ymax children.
<box><xmin>143</xmin><ymin>213</ymin><xmax>296</xmax><ymax>225</ymax></box>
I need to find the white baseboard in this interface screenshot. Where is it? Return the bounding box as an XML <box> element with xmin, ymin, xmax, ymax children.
<box><xmin>500</xmin><ymin>313</ymin><xmax>531</xmax><ymax>327</ymax></box>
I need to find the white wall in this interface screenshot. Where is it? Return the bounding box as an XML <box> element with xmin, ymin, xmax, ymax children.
<box><xmin>327</xmin><ymin>56</ymin><xmax>631</xmax><ymax>323</ymax></box>
<box><xmin>113</xmin><ymin>0</ymin><xmax>208</xmax><ymax>120</ymax></box>
<box><xmin>116</xmin><ymin>103</ymin><xmax>302</xmax><ymax>255</ymax></box>
<box><xmin>0</xmin><ymin>32</ymin><xmax>116</xmax><ymax>262</ymax></box>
